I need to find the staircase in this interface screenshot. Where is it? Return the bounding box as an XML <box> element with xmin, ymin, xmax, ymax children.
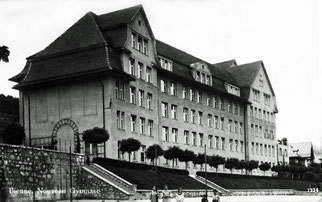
<box><xmin>191</xmin><ymin>175</ymin><xmax>230</xmax><ymax>195</ymax></box>
<box><xmin>83</xmin><ymin>163</ymin><xmax>140</xmax><ymax>198</ymax></box>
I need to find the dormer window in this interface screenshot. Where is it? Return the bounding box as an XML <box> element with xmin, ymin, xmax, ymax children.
<box><xmin>190</xmin><ymin>62</ymin><xmax>212</xmax><ymax>86</ymax></box>
<box><xmin>226</xmin><ymin>83</ymin><xmax>240</xmax><ymax>96</ymax></box>
<box><xmin>158</xmin><ymin>56</ymin><xmax>173</xmax><ymax>71</ymax></box>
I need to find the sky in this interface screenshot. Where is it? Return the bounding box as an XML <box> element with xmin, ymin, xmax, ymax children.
<box><xmin>0</xmin><ymin>0</ymin><xmax>321</xmax><ymax>147</ymax></box>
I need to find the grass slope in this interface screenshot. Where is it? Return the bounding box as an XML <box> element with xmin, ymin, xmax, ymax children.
<box><xmin>94</xmin><ymin>158</ymin><xmax>208</xmax><ymax>190</ymax></box>
<box><xmin>198</xmin><ymin>172</ymin><xmax>320</xmax><ymax>191</ymax></box>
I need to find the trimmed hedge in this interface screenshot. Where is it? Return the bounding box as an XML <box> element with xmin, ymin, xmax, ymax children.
<box><xmin>94</xmin><ymin>158</ymin><xmax>189</xmax><ymax>175</ymax></box>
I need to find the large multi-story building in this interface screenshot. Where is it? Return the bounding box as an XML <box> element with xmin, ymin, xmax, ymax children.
<box><xmin>10</xmin><ymin>5</ymin><xmax>278</xmax><ymax>173</ymax></box>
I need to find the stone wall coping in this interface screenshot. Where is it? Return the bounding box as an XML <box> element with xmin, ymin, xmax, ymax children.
<box><xmin>82</xmin><ymin>166</ymin><xmax>131</xmax><ymax>195</ymax></box>
<box><xmin>93</xmin><ymin>163</ymin><xmax>134</xmax><ymax>186</ymax></box>
<box><xmin>0</xmin><ymin>143</ymin><xmax>84</xmax><ymax>156</ymax></box>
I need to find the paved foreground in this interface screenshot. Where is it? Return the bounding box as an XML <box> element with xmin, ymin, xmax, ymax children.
<box><xmin>59</xmin><ymin>195</ymin><xmax>322</xmax><ymax>202</ymax></box>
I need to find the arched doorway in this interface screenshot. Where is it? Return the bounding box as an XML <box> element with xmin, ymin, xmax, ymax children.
<box><xmin>51</xmin><ymin>119</ymin><xmax>79</xmax><ymax>153</ymax></box>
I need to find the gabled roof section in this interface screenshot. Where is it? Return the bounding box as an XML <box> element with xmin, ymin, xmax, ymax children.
<box><xmin>35</xmin><ymin>12</ymin><xmax>106</xmax><ymax>58</ymax></box>
<box><xmin>289</xmin><ymin>142</ymin><xmax>313</xmax><ymax>158</ymax></box>
<box><xmin>156</xmin><ymin>40</ymin><xmax>237</xmax><ymax>85</ymax></box>
<box><xmin>98</xmin><ymin>5</ymin><xmax>142</xmax><ymax>30</ymax></box>
<box><xmin>223</xmin><ymin>61</ymin><xmax>275</xmax><ymax>96</ymax></box>
<box><xmin>213</xmin><ymin>59</ymin><xmax>237</xmax><ymax>68</ymax></box>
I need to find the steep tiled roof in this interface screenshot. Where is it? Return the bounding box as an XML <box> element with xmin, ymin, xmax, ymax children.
<box><xmin>156</xmin><ymin>40</ymin><xmax>238</xmax><ymax>86</ymax></box>
<box><xmin>223</xmin><ymin>61</ymin><xmax>262</xmax><ymax>87</ymax></box>
<box><xmin>213</xmin><ymin>59</ymin><xmax>237</xmax><ymax>68</ymax></box>
<box><xmin>98</xmin><ymin>5</ymin><xmax>142</xmax><ymax>30</ymax></box>
<box><xmin>36</xmin><ymin>12</ymin><xmax>107</xmax><ymax>58</ymax></box>
<box><xmin>11</xmin><ymin>6</ymin><xmax>141</xmax><ymax>88</ymax></box>
<box><xmin>289</xmin><ymin>142</ymin><xmax>313</xmax><ymax>158</ymax></box>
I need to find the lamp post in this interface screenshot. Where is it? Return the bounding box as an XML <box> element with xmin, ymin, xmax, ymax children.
<box><xmin>204</xmin><ymin>144</ymin><xmax>208</xmax><ymax>200</ymax></box>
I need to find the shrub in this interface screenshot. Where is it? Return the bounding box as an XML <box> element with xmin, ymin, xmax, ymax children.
<box><xmin>145</xmin><ymin>144</ymin><xmax>164</xmax><ymax>164</ymax></box>
<box><xmin>82</xmin><ymin>127</ymin><xmax>109</xmax><ymax>144</ymax></box>
<box><xmin>178</xmin><ymin>149</ymin><xmax>195</xmax><ymax>170</ymax></box>
<box><xmin>119</xmin><ymin>138</ymin><xmax>141</xmax><ymax>161</ymax></box>
<box><xmin>2</xmin><ymin>122</ymin><xmax>25</xmax><ymax>145</ymax></box>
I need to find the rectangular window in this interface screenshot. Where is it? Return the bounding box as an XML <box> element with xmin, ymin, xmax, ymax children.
<box><xmin>183</xmin><ymin>108</ymin><xmax>188</xmax><ymax>122</ymax></box>
<box><xmin>171</xmin><ymin>105</ymin><xmax>177</xmax><ymax>119</ymax></box>
<box><xmin>131</xmin><ymin>33</ymin><xmax>137</xmax><ymax>49</ymax></box>
<box><xmin>198</xmin><ymin>111</ymin><xmax>203</xmax><ymax>125</ymax></box>
<box><xmin>259</xmin><ymin>126</ymin><xmax>262</xmax><ymax>138</ymax></box>
<box><xmin>182</xmin><ymin>86</ymin><xmax>188</xmax><ymax>99</ymax></box>
<box><xmin>201</xmin><ymin>73</ymin><xmax>205</xmax><ymax>83</ymax></box>
<box><xmin>191</xmin><ymin>110</ymin><xmax>196</xmax><ymax>123</ymax></box>
<box><xmin>256</xmin><ymin>143</ymin><xmax>259</xmax><ymax>155</ymax></box>
<box><xmin>196</xmin><ymin>72</ymin><xmax>200</xmax><ymax>81</ymax></box>
<box><xmin>206</xmin><ymin>75</ymin><xmax>210</xmax><ymax>85</ymax></box>
<box><xmin>253</xmin><ymin>89</ymin><xmax>260</xmax><ymax>102</ymax></box>
<box><xmin>221</xmin><ymin>137</ymin><xmax>225</xmax><ymax>150</ymax></box>
<box><xmin>160</xmin><ymin>79</ymin><xmax>167</xmax><ymax>93</ymax></box>
<box><xmin>213</xmin><ymin>97</ymin><xmax>218</xmax><ymax>109</ymax></box>
<box><xmin>190</xmin><ymin>89</ymin><xmax>195</xmax><ymax>101</ymax></box>
<box><xmin>161</xmin><ymin>102</ymin><xmax>168</xmax><ymax>117</ymax></box>
<box><xmin>220</xmin><ymin>117</ymin><xmax>224</xmax><ymax>130</ymax></box>
<box><xmin>129</xmin><ymin>58</ymin><xmax>135</xmax><ymax>76</ymax></box>
<box><xmin>159</xmin><ymin>57</ymin><xmax>173</xmax><ymax>71</ymax></box>
<box><xmin>170</xmin><ymin>82</ymin><xmax>177</xmax><ymax>96</ymax></box>
<box><xmin>115</xmin><ymin>81</ymin><xmax>124</xmax><ymax>100</ymax></box>
<box><xmin>130</xmin><ymin>86</ymin><xmax>136</xmax><ymax>104</ymax></box>
<box><xmin>228</xmin><ymin>120</ymin><xmax>232</xmax><ymax>132</ymax></box>
<box><xmin>147</xmin><ymin>120</ymin><xmax>153</xmax><ymax>136</ymax></box>
<box><xmin>268</xmin><ymin>145</ymin><xmax>271</xmax><ymax>157</ymax></box>
<box><xmin>260</xmin><ymin>144</ymin><xmax>263</xmax><ymax>155</ymax></box>
<box><xmin>143</xmin><ymin>39</ymin><xmax>148</xmax><ymax>54</ymax></box>
<box><xmin>235</xmin><ymin>140</ymin><xmax>238</xmax><ymax>152</ymax></box>
<box><xmin>199</xmin><ymin>133</ymin><xmax>204</xmax><ymax>146</ymax></box>
<box><xmin>208</xmin><ymin>135</ymin><xmax>213</xmax><ymax>148</ymax></box>
<box><xmin>139</xmin><ymin>117</ymin><xmax>145</xmax><ymax>134</ymax></box>
<box><xmin>138</xmin><ymin>62</ymin><xmax>144</xmax><ymax>79</ymax></box>
<box><xmin>162</xmin><ymin>126</ymin><xmax>169</xmax><ymax>142</ymax></box>
<box><xmin>264</xmin><ymin>144</ymin><xmax>267</xmax><ymax>156</ymax></box>
<box><xmin>215</xmin><ymin>136</ymin><xmax>219</xmax><ymax>149</ymax></box>
<box><xmin>192</xmin><ymin>132</ymin><xmax>197</xmax><ymax>146</ymax></box>
<box><xmin>255</xmin><ymin>125</ymin><xmax>258</xmax><ymax>136</ymax></box>
<box><xmin>258</xmin><ymin>109</ymin><xmax>262</xmax><ymax>120</ymax></box>
<box><xmin>131</xmin><ymin>115</ymin><xmax>137</xmax><ymax>132</ymax></box>
<box><xmin>229</xmin><ymin>139</ymin><xmax>233</xmax><ymax>151</ymax></box>
<box><xmin>251</xmin><ymin>142</ymin><xmax>255</xmax><ymax>154</ymax></box>
<box><xmin>172</xmin><ymin>128</ymin><xmax>178</xmax><ymax>143</ymax></box>
<box><xmin>234</xmin><ymin>121</ymin><xmax>238</xmax><ymax>133</ymax></box>
<box><xmin>214</xmin><ymin>116</ymin><xmax>219</xmax><ymax>129</ymax></box>
<box><xmin>234</xmin><ymin>103</ymin><xmax>238</xmax><ymax>114</ymax></box>
<box><xmin>240</xmin><ymin>141</ymin><xmax>244</xmax><ymax>153</ymax></box>
<box><xmin>146</xmin><ymin>67</ymin><xmax>152</xmax><ymax>83</ymax></box>
<box><xmin>197</xmin><ymin>91</ymin><xmax>202</xmax><ymax>103</ymax></box>
<box><xmin>220</xmin><ymin>98</ymin><xmax>224</xmax><ymax>110</ymax></box>
<box><xmin>147</xmin><ymin>93</ymin><xmax>152</xmax><ymax>109</ymax></box>
<box><xmin>137</xmin><ymin>35</ymin><xmax>143</xmax><ymax>52</ymax></box>
<box><xmin>206</xmin><ymin>94</ymin><xmax>211</xmax><ymax>106</ymax></box>
<box><xmin>184</xmin><ymin>130</ymin><xmax>189</xmax><ymax>144</ymax></box>
<box><xmin>250</xmin><ymin>124</ymin><xmax>254</xmax><ymax>135</ymax></box>
<box><xmin>207</xmin><ymin>114</ymin><xmax>212</xmax><ymax>127</ymax></box>
<box><xmin>250</xmin><ymin>106</ymin><xmax>253</xmax><ymax>117</ymax></box>
<box><xmin>264</xmin><ymin>93</ymin><xmax>271</xmax><ymax>106</ymax></box>
<box><xmin>272</xmin><ymin>146</ymin><xmax>275</xmax><ymax>157</ymax></box>
<box><xmin>228</xmin><ymin>101</ymin><xmax>232</xmax><ymax>112</ymax></box>
<box><xmin>239</xmin><ymin>122</ymin><xmax>243</xmax><ymax>134</ymax></box>
<box><xmin>116</xmin><ymin>110</ymin><xmax>125</xmax><ymax>130</ymax></box>
<box><xmin>139</xmin><ymin>90</ymin><xmax>144</xmax><ymax>107</ymax></box>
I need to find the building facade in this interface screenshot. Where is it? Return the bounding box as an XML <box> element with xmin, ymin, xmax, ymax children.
<box><xmin>10</xmin><ymin>5</ymin><xmax>278</xmax><ymax>174</ymax></box>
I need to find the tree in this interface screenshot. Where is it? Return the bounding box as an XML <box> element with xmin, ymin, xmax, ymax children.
<box><xmin>82</xmin><ymin>127</ymin><xmax>109</xmax><ymax>157</ymax></box>
<box><xmin>236</xmin><ymin>160</ymin><xmax>248</xmax><ymax>175</ymax></box>
<box><xmin>145</xmin><ymin>144</ymin><xmax>164</xmax><ymax>165</ymax></box>
<box><xmin>247</xmin><ymin>160</ymin><xmax>259</xmax><ymax>176</ymax></box>
<box><xmin>0</xmin><ymin>46</ymin><xmax>9</xmax><ymax>63</ymax></box>
<box><xmin>225</xmin><ymin>158</ymin><xmax>239</xmax><ymax>175</ymax></box>
<box><xmin>178</xmin><ymin>149</ymin><xmax>195</xmax><ymax>170</ymax></box>
<box><xmin>119</xmin><ymin>138</ymin><xmax>141</xmax><ymax>161</ymax></box>
<box><xmin>208</xmin><ymin>155</ymin><xmax>226</xmax><ymax>176</ymax></box>
<box><xmin>193</xmin><ymin>153</ymin><xmax>205</xmax><ymax>170</ymax></box>
<box><xmin>2</xmin><ymin>122</ymin><xmax>25</xmax><ymax>145</ymax></box>
<box><xmin>164</xmin><ymin>146</ymin><xmax>184</xmax><ymax>168</ymax></box>
<box><xmin>259</xmin><ymin>162</ymin><xmax>271</xmax><ymax>176</ymax></box>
